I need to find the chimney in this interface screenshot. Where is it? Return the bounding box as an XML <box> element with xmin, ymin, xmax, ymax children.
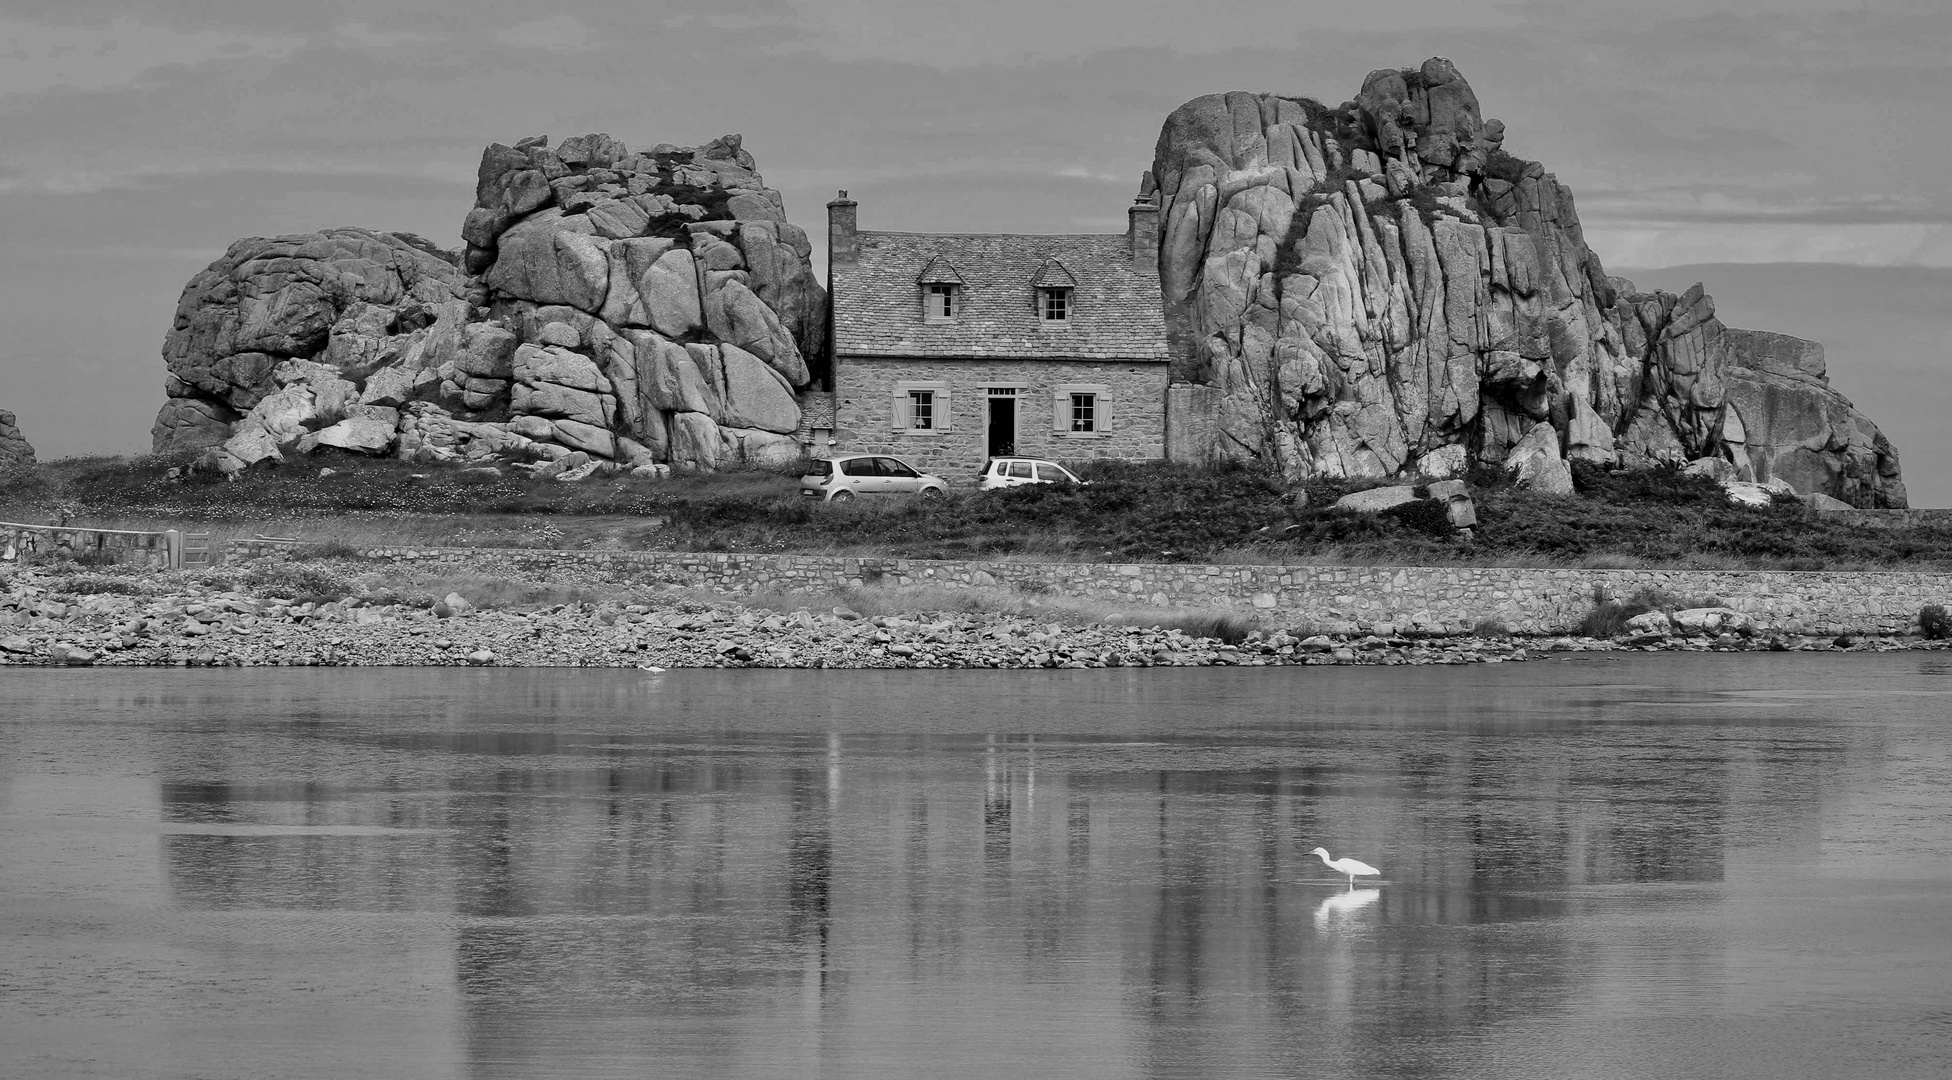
<box><xmin>827</xmin><ymin>190</ymin><xmax>859</xmax><ymax>271</ymax></box>
<box><xmin>1127</xmin><ymin>173</ymin><xmax>1159</xmax><ymax>271</ymax></box>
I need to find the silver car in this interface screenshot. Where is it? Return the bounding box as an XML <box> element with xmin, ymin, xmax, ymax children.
<box><xmin>800</xmin><ymin>454</ymin><xmax>949</xmax><ymax>502</ymax></box>
<box><xmin>978</xmin><ymin>457</ymin><xmax>1087</xmax><ymax>490</ymax></box>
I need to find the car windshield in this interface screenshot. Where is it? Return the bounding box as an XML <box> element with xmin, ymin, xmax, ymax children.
<box><xmin>841</xmin><ymin>458</ymin><xmax>877</xmax><ymax>476</ymax></box>
<box><xmin>808</xmin><ymin>460</ymin><xmax>833</xmax><ymax>477</ymax></box>
<box><xmin>876</xmin><ymin>458</ymin><xmax>919</xmax><ymax>478</ymax></box>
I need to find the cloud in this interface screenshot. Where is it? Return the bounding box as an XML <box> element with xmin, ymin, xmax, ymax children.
<box><xmin>1579</xmin><ymin>190</ymin><xmax>1952</xmax><ymax>227</ymax></box>
<box><xmin>494</xmin><ymin>14</ymin><xmax>603</xmax><ymax>53</ymax></box>
<box><xmin>333</xmin><ymin>22</ymin><xmax>445</xmax><ymax>49</ymax></box>
<box><xmin>1588</xmin><ymin>222</ymin><xmax>1952</xmax><ymax>270</ymax></box>
<box><xmin>0</xmin><ymin>15</ymin><xmax>302</xmax><ymax>97</ymax></box>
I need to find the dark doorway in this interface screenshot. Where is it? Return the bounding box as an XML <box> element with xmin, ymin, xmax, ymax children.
<box><xmin>987</xmin><ymin>393</ymin><xmax>1017</xmax><ymax>457</ymax></box>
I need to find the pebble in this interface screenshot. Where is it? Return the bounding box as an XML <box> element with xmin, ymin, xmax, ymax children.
<box><xmin>1</xmin><ymin>565</ymin><xmax>1939</xmax><ymax>670</ymax></box>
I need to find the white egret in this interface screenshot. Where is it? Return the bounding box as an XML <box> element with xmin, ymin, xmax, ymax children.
<box><xmin>1308</xmin><ymin>847</ymin><xmax>1381</xmax><ymax>886</ymax></box>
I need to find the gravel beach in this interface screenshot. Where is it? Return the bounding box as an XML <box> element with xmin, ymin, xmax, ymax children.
<box><xmin>1</xmin><ymin>564</ymin><xmax>1934</xmax><ymax>669</ymax></box>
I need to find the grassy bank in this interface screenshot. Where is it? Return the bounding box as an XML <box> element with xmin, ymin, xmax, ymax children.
<box><xmin>7</xmin><ymin>453</ymin><xmax>1952</xmax><ymax>570</ymax></box>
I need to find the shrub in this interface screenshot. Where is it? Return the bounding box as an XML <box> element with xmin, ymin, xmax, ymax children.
<box><xmin>1578</xmin><ymin>599</ymin><xmax>1638</xmax><ymax>639</ymax></box>
<box><xmin>241</xmin><ymin>563</ymin><xmax>353</xmax><ymax>606</ymax></box>
<box><xmin>1381</xmin><ymin>497</ymin><xmax>1455</xmax><ymax>537</ymax></box>
<box><xmin>1168</xmin><ymin>611</ymin><xmax>1260</xmax><ymax>645</ymax></box>
<box><xmin>1472</xmin><ymin>618</ymin><xmax>1509</xmax><ymax>639</ymax></box>
<box><xmin>1922</xmin><ymin>604</ymin><xmax>1950</xmax><ymax>640</ymax></box>
<box><xmin>57</xmin><ymin>574</ymin><xmax>147</xmax><ymax>596</ymax></box>
<box><xmin>1577</xmin><ymin>585</ymin><xmax>1722</xmax><ymax>637</ymax></box>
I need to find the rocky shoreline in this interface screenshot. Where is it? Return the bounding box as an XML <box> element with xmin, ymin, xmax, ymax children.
<box><xmin>1</xmin><ymin>565</ymin><xmax>1938</xmax><ymax>670</ymax></box>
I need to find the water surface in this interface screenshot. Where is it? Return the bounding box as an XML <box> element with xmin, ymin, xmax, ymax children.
<box><xmin>3</xmin><ymin>657</ymin><xmax>1950</xmax><ymax>1078</ymax></box>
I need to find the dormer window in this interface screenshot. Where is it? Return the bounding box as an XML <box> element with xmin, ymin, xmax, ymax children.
<box><xmin>917</xmin><ymin>255</ymin><xmax>964</xmax><ymax>323</ymax></box>
<box><xmin>926</xmin><ymin>283</ymin><xmax>958</xmax><ymax>321</ymax></box>
<box><xmin>1030</xmin><ymin>258</ymin><xmax>1078</xmax><ymax>327</ymax></box>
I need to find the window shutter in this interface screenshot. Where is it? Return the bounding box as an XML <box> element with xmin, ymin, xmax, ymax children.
<box><xmin>937</xmin><ymin>387</ymin><xmax>953</xmax><ymax>433</ymax></box>
<box><xmin>891</xmin><ymin>387</ymin><xmax>908</xmax><ymax>431</ymax></box>
<box><xmin>1052</xmin><ymin>388</ymin><xmax>1067</xmax><ymax>434</ymax></box>
<box><xmin>1094</xmin><ymin>392</ymin><xmax>1110</xmax><ymax>434</ymax></box>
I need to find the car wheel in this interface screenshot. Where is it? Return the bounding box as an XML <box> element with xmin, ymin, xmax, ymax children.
<box><xmin>919</xmin><ymin>486</ymin><xmax>944</xmax><ymax>500</ymax></box>
<box><xmin>830</xmin><ymin>490</ymin><xmax>855</xmax><ymax>503</ymax></box>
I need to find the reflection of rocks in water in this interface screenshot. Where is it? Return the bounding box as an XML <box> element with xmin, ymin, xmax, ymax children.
<box><xmin>121</xmin><ymin>668</ymin><xmax>1870</xmax><ymax>1077</ymax></box>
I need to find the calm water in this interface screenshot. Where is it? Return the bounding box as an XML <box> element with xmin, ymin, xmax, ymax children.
<box><xmin>3</xmin><ymin>658</ymin><xmax>1951</xmax><ymax>1079</ymax></box>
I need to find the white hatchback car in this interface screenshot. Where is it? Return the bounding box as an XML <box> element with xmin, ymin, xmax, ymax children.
<box><xmin>800</xmin><ymin>454</ymin><xmax>949</xmax><ymax>502</ymax></box>
<box><xmin>978</xmin><ymin>457</ymin><xmax>1087</xmax><ymax>490</ymax></box>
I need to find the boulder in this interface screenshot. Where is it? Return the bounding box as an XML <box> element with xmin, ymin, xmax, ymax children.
<box><xmin>550</xmin><ymin>418</ymin><xmax>617</xmax><ymax>458</ymax></box>
<box><xmin>702</xmin><ymin>278</ymin><xmax>809</xmax><ymax>386</ymax></box>
<box><xmin>601</xmin><ymin>239</ymin><xmax>702</xmax><ymax>336</ymax></box>
<box><xmin>153</xmin><ymin>228</ymin><xmax>466</xmax><ymax>454</ymax></box>
<box><xmin>711</xmin><ymin>344</ymin><xmax>801</xmax><ymax>434</ymax></box>
<box><xmin>1518</xmin><ymin>458</ymin><xmax>1575</xmax><ymax>495</ymax></box>
<box><xmin>484</xmin><ymin>210</ymin><xmax>611</xmax><ymax>313</ymax></box>
<box><xmin>452</xmin><ymin>324</ymin><xmax>519</xmax><ymax>380</ymax></box>
<box><xmin>668</xmin><ymin>411</ymin><xmax>722</xmax><ymax>471</ymax></box>
<box><xmin>297</xmin><ymin>405</ymin><xmax>401</xmax><ymax>454</ymax></box>
<box><xmin>154</xmin><ymin>133</ymin><xmax>828</xmax><ymax>473</ymax></box>
<box><xmin>1723</xmin><ymin>481</ymin><xmax>1779</xmax><ymax>507</ymax></box>
<box><xmin>0</xmin><ymin>409</ymin><xmax>35</xmax><ymax>472</ymax></box>
<box><xmin>1672</xmin><ymin>607</ymin><xmax>1751</xmax><ymax>635</ymax></box>
<box><xmin>1415</xmin><ymin>444</ymin><xmax>1467</xmax><ymax>479</ymax></box>
<box><xmin>1683</xmin><ymin>456</ymin><xmax>1738</xmax><ymax>483</ymax></box>
<box><xmin>1332</xmin><ymin>485</ymin><xmax>1420</xmax><ymax>513</ymax></box>
<box><xmin>1148</xmin><ymin>60</ymin><xmax>1905</xmax><ymax>505</ymax></box>
<box><xmin>1623</xmin><ymin>611</ymin><xmax>1673</xmax><ymax>636</ymax></box>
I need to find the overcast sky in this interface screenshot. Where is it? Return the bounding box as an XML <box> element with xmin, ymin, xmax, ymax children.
<box><xmin>3</xmin><ymin>0</ymin><xmax>1948</xmax><ymax>487</ymax></box>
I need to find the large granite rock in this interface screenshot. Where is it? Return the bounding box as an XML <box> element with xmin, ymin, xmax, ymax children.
<box><xmin>1151</xmin><ymin>60</ymin><xmax>1906</xmax><ymax>507</ymax></box>
<box><xmin>151</xmin><ymin>134</ymin><xmax>827</xmax><ymax>474</ymax></box>
<box><xmin>0</xmin><ymin>409</ymin><xmax>35</xmax><ymax>472</ymax></box>
<box><xmin>151</xmin><ymin>227</ymin><xmax>470</xmax><ymax>467</ymax></box>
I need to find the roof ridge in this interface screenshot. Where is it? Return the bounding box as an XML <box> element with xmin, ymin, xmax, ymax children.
<box><xmin>857</xmin><ymin>229</ymin><xmax>1130</xmax><ymax>240</ymax></box>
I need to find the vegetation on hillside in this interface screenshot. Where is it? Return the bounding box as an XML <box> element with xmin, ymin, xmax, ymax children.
<box><xmin>6</xmin><ymin>453</ymin><xmax>1951</xmax><ymax>570</ymax></box>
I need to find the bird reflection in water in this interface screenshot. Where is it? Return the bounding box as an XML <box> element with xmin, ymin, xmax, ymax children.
<box><xmin>1312</xmin><ymin>887</ymin><xmax>1382</xmax><ymax>933</ymax></box>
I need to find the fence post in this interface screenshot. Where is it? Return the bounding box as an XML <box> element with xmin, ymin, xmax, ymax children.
<box><xmin>164</xmin><ymin>529</ymin><xmax>182</xmax><ymax>571</ymax></box>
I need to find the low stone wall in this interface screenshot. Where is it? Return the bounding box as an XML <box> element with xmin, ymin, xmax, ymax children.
<box><xmin>5</xmin><ymin>522</ymin><xmax>185</xmax><ymax>569</ymax></box>
<box><xmin>238</xmin><ymin>543</ymin><xmax>1952</xmax><ymax>636</ymax></box>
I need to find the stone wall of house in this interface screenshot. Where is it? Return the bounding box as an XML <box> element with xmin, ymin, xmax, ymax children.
<box><xmin>261</xmin><ymin>544</ymin><xmax>1952</xmax><ymax>636</ymax></box>
<box><xmin>833</xmin><ymin>357</ymin><xmax>1168</xmax><ymax>476</ymax></box>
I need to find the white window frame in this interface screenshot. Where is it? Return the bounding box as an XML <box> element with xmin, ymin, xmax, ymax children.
<box><xmin>923</xmin><ymin>284</ymin><xmax>958</xmax><ymax>323</ymax></box>
<box><xmin>1039</xmin><ymin>287</ymin><xmax>1072</xmax><ymax>324</ymax></box>
<box><xmin>1051</xmin><ymin>383</ymin><xmax>1109</xmax><ymax>438</ymax></box>
<box><xmin>892</xmin><ymin>380</ymin><xmax>951</xmax><ymax>436</ymax></box>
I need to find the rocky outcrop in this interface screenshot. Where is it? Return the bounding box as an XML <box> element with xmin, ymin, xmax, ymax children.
<box><xmin>152</xmin><ymin>134</ymin><xmax>826</xmax><ymax>475</ymax></box>
<box><xmin>1152</xmin><ymin>58</ymin><xmax>1906</xmax><ymax>507</ymax></box>
<box><xmin>0</xmin><ymin>409</ymin><xmax>35</xmax><ymax>472</ymax></box>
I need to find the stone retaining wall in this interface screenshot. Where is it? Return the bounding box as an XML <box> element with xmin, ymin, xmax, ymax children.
<box><xmin>241</xmin><ymin>543</ymin><xmax>1952</xmax><ymax>636</ymax></box>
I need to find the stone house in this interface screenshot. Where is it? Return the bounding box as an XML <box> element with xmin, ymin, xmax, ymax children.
<box><xmin>820</xmin><ymin>188</ymin><xmax>1168</xmax><ymax>480</ymax></box>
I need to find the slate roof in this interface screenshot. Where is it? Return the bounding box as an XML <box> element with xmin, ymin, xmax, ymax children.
<box><xmin>916</xmin><ymin>255</ymin><xmax>965</xmax><ymax>285</ymax></box>
<box><xmin>833</xmin><ymin>232</ymin><xmax>1167</xmax><ymax>361</ymax></box>
<box><xmin>1030</xmin><ymin>259</ymin><xmax>1078</xmax><ymax>289</ymax></box>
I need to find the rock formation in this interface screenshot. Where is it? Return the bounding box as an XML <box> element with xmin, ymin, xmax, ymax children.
<box><xmin>1152</xmin><ymin>58</ymin><xmax>1905</xmax><ymax>506</ymax></box>
<box><xmin>153</xmin><ymin>134</ymin><xmax>826</xmax><ymax>474</ymax></box>
<box><xmin>0</xmin><ymin>409</ymin><xmax>35</xmax><ymax>473</ymax></box>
